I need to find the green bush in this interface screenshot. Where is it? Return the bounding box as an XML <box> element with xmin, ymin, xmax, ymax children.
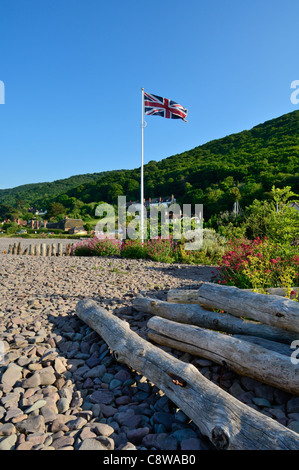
<box><xmin>213</xmin><ymin>236</ymin><xmax>299</xmax><ymax>295</ymax></box>
<box><xmin>71</xmin><ymin>236</ymin><xmax>121</xmax><ymax>257</ymax></box>
<box><xmin>120</xmin><ymin>239</ymin><xmax>147</xmax><ymax>259</ymax></box>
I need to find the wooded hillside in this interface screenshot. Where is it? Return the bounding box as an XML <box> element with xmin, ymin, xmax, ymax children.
<box><xmin>1</xmin><ymin>110</ymin><xmax>298</xmax><ymax>222</ymax></box>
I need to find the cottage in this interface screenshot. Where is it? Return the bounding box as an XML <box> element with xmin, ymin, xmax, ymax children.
<box><xmin>46</xmin><ymin>217</ymin><xmax>85</xmax><ymax>232</ymax></box>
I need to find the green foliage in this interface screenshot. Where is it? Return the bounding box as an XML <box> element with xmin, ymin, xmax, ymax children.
<box><xmin>0</xmin><ymin>110</ymin><xmax>298</xmax><ymax>226</ymax></box>
<box><xmin>84</xmin><ymin>223</ymin><xmax>94</xmax><ymax>232</ymax></box>
<box><xmin>71</xmin><ymin>237</ymin><xmax>121</xmax><ymax>257</ymax></box>
<box><xmin>213</xmin><ymin>237</ymin><xmax>299</xmax><ymax>294</ymax></box>
<box><xmin>47</xmin><ymin>202</ymin><xmax>67</xmax><ymax>219</ymax></box>
<box><xmin>0</xmin><ymin>203</ymin><xmax>15</xmax><ymax>219</ymax></box>
<box><xmin>120</xmin><ymin>239</ymin><xmax>148</xmax><ymax>260</ymax></box>
<box><xmin>3</xmin><ymin>222</ymin><xmax>19</xmax><ymax>234</ymax></box>
<box><xmin>243</xmin><ymin>186</ymin><xmax>299</xmax><ymax>245</ymax></box>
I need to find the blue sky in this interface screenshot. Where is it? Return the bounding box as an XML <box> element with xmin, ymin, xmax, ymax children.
<box><xmin>0</xmin><ymin>0</ymin><xmax>298</xmax><ymax>189</ymax></box>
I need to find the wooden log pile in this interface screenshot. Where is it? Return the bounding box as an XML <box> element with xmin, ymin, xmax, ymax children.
<box><xmin>76</xmin><ymin>297</ymin><xmax>299</xmax><ymax>450</ymax></box>
<box><xmin>133</xmin><ymin>282</ymin><xmax>299</xmax><ymax>396</ymax></box>
<box><xmin>132</xmin><ymin>282</ymin><xmax>299</xmax><ymax>397</ymax></box>
<box><xmin>4</xmin><ymin>241</ymin><xmax>71</xmax><ymax>256</ymax></box>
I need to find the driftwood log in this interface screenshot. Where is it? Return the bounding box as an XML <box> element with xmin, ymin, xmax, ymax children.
<box><xmin>133</xmin><ymin>296</ymin><xmax>298</xmax><ymax>344</ymax></box>
<box><xmin>197</xmin><ymin>282</ymin><xmax>299</xmax><ymax>333</ymax></box>
<box><xmin>167</xmin><ymin>289</ymin><xmax>201</xmax><ymax>304</ymax></box>
<box><xmin>232</xmin><ymin>335</ymin><xmax>292</xmax><ymax>357</ymax></box>
<box><xmin>167</xmin><ymin>287</ymin><xmax>299</xmax><ymax>304</ymax></box>
<box><xmin>147</xmin><ymin>316</ymin><xmax>299</xmax><ymax>395</ymax></box>
<box><xmin>76</xmin><ymin>299</ymin><xmax>299</xmax><ymax>450</ymax></box>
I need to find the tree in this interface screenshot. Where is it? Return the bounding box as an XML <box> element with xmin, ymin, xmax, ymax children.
<box><xmin>3</xmin><ymin>222</ymin><xmax>18</xmax><ymax>234</ymax></box>
<box><xmin>244</xmin><ymin>186</ymin><xmax>299</xmax><ymax>245</ymax></box>
<box><xmin>0</xmin><ymin>203</ymin><xmax>14</xmax><ymax>219</ymax></box>
<box><xmin>107</xmin><ymin>183</ymin><xmax>124</xmax><ymax>203</ymax></box>
<box><xmin>47</xmin><ymin>202</ymin><xmax>67</xmax><ymax>219</ymax></box>
<box><xmin>16</xmin><ymin>198</ymin><xmax>25</xmax><ymax>211</ymax></box>
<box><xmin>270</xmin><ymin>185</ymin><xmax>298</xmax><ymax>210</ymax></box>
<box><xmin>84</xmin><ymin>223</ymin><xmax>94</xmax><ymax>233</ymax></box>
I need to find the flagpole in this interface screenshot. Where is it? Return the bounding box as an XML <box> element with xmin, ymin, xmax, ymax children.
<box><xmin>141</xmin><ymin>87</ymin><xmax>144</xmax><ymax>242</ymax></box>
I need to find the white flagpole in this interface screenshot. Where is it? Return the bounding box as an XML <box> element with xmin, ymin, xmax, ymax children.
<box><xmin>140</xmin><ymin>87</ymin><xmax>145</xmax><ymax>242</ymax></box>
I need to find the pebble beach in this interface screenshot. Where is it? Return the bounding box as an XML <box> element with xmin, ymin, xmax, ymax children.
<box><xmin>0</xmin><ymin>239</ymin><xmax>299</xmax><ymax>451</ymax></box>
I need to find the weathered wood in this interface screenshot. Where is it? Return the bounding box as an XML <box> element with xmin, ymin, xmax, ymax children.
<box><xmin>147</xmin><ymin>316</ymin><xmax>299</xmax><ymax>395</ymax></box>
<box><xmin>7</xmin><ymin>244</ymin><xmax>12</xmax><ymax>254</ymax></box>
<box><xmin>17</xmin><ymin>242</ymin><xmax>23</xmax><ymax>255</ymax></box>
<box><xmin>58</xmin><ymin>243</ymin><xmax>63</xmax><ymax>256</ymax></box>
<box><xmin>76</xmin><ymin>299</ymin><xmax>299</xmax><ymax>450</ymax></box>
<box><xmin>133</xmin><ymin>296</ymin><xmax>298</xmax><ymax>344</ymax></box>
<box><xmin>197</xmin><ymin>282</ymin><xmax>299</xmax><ymax>333</ymax></box>
<box><xmin>167</xmin><ymin>287</ymin><xmax>299</xmax><ymax>304</ymax></box>
<box><xmin>150</xmin><ymin>330</ymin><xmax>292</xmax><ymax>360</ymax></box>
<box><xmin>28</xmin><ymin>244</ymin><xmax>33</xmax><ymax>256</ymax></box>
<box><xmin>51</xmin><ymin>244</ymin><xmax>56</xmax><ymax>256</ymax></box>
<box><xmin>35</xmin><ymin>244</ymin><xmax>41</xmax><ymax>256</ymax></box>
<box><xmin>66</xmin><ymin>243</ymin><xmax>71</xmax><ymax>256</ymax></box>
<box><xmin>266</xmin><ymin>287</ymin><xmax>299</xmax><ymax>296</ymax></box>
<box><xmin>167</xmin><ymin>289</ymin><xmax>202</xmax><ymax>304</ymax></box>
<box><xmin>232</xmin><ymin>335</ymin><xmax>292</xmax><ymax>357</ymax></box>
<box><xmin>23</xmin><ymin>247</ymin><xmax>28</xmax><ymax>255</ymax></box>
<box><xmin>46</xmin><ymin>244</ymin><xmax>51</xmax><ymax>256</ymax></box>
<box><xmin>41</xmin><ymin>243</ymin><xmax>46</xmax><ymax>257</ymax></box>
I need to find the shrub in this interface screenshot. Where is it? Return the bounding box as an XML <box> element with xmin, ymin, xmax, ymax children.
<box><xmin>143</xmin><ymin>236</ymin><xmax>177</xmax><ymax>263</ymax></box>
<box><xmin>120</xmin><ymin>239</ymin><xmax>147</xmax><ymax>259</ymax></box>
<box><xmin>120</xmin><ymin>237</ymin><xmax>177</xmax><ymax>263</ymax></box>
<box><xmin>213</xmin><ymin>236</ymin><xmax>299</xmax><ymax>293</ymax></box>
<box><xmin>71</xmin><ymin>235</ymin><xmax>121</xmax><ymax>257</ymax></box>
<box><xmin>180</xmin><ymin>229</ymin><xmax>227</xmax><ymax>265</ymax></box>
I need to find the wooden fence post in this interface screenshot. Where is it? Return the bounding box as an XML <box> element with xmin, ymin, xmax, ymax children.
<box><xmin>41</xmin><ymin>243</ymin><xmax>46</xmax><ymax>256</ymax></box>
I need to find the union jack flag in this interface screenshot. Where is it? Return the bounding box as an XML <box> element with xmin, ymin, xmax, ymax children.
<box><xmin>144</xmin><ymin>91</ymin><xmax>188</xmax><ymax>122</ymax></box>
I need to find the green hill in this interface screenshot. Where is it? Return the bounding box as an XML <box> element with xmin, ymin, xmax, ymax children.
<box><xmin>0</xmin><ymin>171</ymin><xmax>118</xmax><ymax>207</ymax></box>
<box><xmin>1</xmin><ymin>110</ymin><xmax>298</xmax><ymax>221</ymax></box>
